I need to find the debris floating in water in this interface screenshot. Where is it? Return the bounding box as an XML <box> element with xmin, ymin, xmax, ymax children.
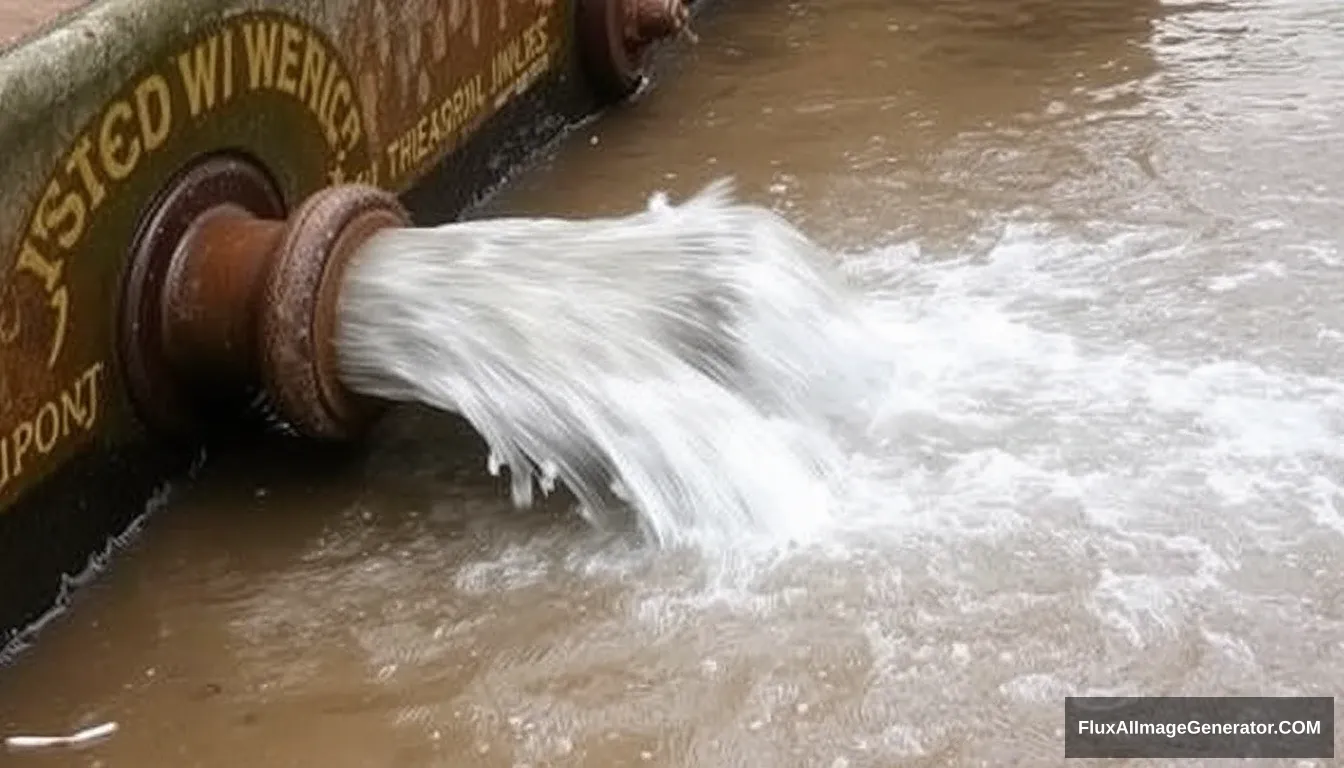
<box><xmin>335</xmin><ymin>178</ymin><xmax>888</xmax><ymax>549</ymax></box>
<box><xmin>6</xmin><ymin>721</ymin><xmax>119</xmax><ymax>751</ymax></box>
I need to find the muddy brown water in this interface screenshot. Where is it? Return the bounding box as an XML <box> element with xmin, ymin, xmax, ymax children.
<box><xmin>4</xmin><ymin>0</ymin><xmax>1344</xmax><ymax>766</ymax></box>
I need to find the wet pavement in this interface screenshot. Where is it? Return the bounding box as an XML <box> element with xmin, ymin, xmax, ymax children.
<box><xmin>3</xmin><ymin>0</ymin><xmax>1343</xmax><ymax>765</ymax></box>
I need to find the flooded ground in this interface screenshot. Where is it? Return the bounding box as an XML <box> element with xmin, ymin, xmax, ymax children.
<box><xmin>3</xmin><ymin>0</ymin><xmax>1343</xmax><ymax>765</ymax></box>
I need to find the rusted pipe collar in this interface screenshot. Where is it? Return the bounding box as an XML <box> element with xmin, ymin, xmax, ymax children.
<box><xmin>258</xmin><ymin>184</ymin><xmax>409</xmax><ymax>441</ymax></box>
<box><xmin>627</xmin><ymin>0</ymin><xmax>689</xmax><ymax>47</ymax></box>
<box><xmin>121</xmin><ymin>154</ymin><xmax>408</xmax><ymax>443</ymax></box>
<box><xmin>160</xmin><ymin>208</ymin><xmax>285</xmax><ymax>389</ymax></box>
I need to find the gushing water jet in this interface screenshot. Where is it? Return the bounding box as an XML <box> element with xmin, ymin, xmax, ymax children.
<box><xmin>122</xmin><ymin>160</ymin><xmax>874</xmax><ymax>546</ymax></box>
<box><xmin>334</xmin><ymin>179</ymin><xmax>879</xmax><ymax>547</ymax></box>
<box><xmin>0</xmin><ymin>0</ymin><xmax>710</xmax><ymax>657</ymax></box>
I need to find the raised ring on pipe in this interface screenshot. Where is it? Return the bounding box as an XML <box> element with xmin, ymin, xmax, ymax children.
<box><xmin>119</xmin><ymin>154</ymin><xmax>409</xmax><ymax>444</ymax></box>
<box><xmin>576</xmin><ymin>0</ymin><xmax>691</xmax><ymax>103</ymax></box>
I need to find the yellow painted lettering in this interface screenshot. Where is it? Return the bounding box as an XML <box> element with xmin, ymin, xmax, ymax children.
<box><xmin>398</xmin><ymin>132</ymin><xmax>413</xmax><ymax>175</ymax></box>
<box><xmin>64</xmin><ymin>136</ymin><xmax>106</xmax><ymax>212</ymax></box>
<box><xmin>15</xmin><ymin>239</ymin><xmax>62</xmax><ymax>293</ymax></box>
<box><xmin>46</xmin><ymin>287</ymin><xmax>68</xmax><ymax>369</ymax></box>
<box><xmin>527</xmin><ymin>17</ymin><xmax>549</xmax><ymax>58</ymax></box>
<box><xmin>441</xmin><ymin>102</ymin><xmax>454</xmax><ymax>139</ymax></box>
<box><xmin>222</xmin><ymin>28</ymin><xmax>235</xmax><ymax>102</ymax></box>
<box><xmin>429</xmin><ymin>105</ymin><xmax>445</xmax><ymax>146</ymax></box>
<box><xmin>134</xmin><ymin>74</ymin><xmax>173</xmax><ymax>152</ymax></box>
<box><xmin>80</xmin><ymin>362</ymin><xmax>103</xmax><ymax>425</ymax></box>
<box><xmin>0</xmin><ymin>361</ymin><xmax>105</xmax><ymax>494</ymax></box>
<box><xmin>297</xmin><ymin>32</ymin><xmax>327</xmax><ymax>113</ymax></box>
<box><xmin>37</xmin><ymin>179</ymin><xmax>86</xmax><ymax>251</ymax></box>
<box><xmin>334</xmin><ymin>80</ymin><xmax>362</xmax><ymax>150</ymax></box>
<box><xmin>10</xmin><ymin>422</ymin><xmax>32</xmax><ymax>478</ymax></box>
<box><xmin>34</xmin><ymin>402</ymin><xmax>59</xmax><ymax>453</ymax></box>
<box><xmin>495</xmin><ymin>37</ymin><xmax>523</xmax><ymax>88</ymax></box>
<box><xmin>98</xmin><ymin>99</ymin><xmax>142</xmax><ymax>181</ymax></box>
<box><xmin>60</xmin><ymin>386</ymin><xmax>89</xmax><ymax>430</ymax></box>
<box><xmin>242</xmin><ymin>21</ymin><xmax>279</xmax><ymax>89</ymax></box>
<box><xmin>276</xmin><ymin>23</ymin><xmax>302</xmax><ymax>95</ymax></box>
<box><xmin>178</xmin><ymin>35</ymin><xmax>222</xmax><ymax>117</ymax></box>
<box><xmin>452</xmin><ymin>86</ymin><xmax>466</xmax><ymax>119</ymax></box>
<box><xmin>383</xmin><ymin>63</ymin><xmax>502</xmax><ymax>181</ymax></box>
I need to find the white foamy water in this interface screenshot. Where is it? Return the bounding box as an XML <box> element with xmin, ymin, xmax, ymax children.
<box><xmin>311</xmin><ymin>194</ymin><xmax>1344</xmax><ymax>764</ymax></box>
<box><xmin>334</xmin><ymin>174</ymin><xmax>1344</xmax><ymax>600</ymax></box>
<box><xmin>5</xmin><ymin>2</ymin><xmax>1343</xmax><ymax>765</ymax></box>
<box><xmin>336</xmin><ymin>179</ymin><xmax>893</xmax><ymax>551</ymax></box>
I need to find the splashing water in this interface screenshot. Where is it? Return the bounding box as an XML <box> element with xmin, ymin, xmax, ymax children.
<box><xmin>336</xmin><ymin>179</ymin><xmax>889</xmax><ymax>549</ymax></box>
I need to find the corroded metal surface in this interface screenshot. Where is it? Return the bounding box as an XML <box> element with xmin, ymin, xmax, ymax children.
<box><xmin>340</xmin><ymin>0</ymin><xmax>565</xmax><ymax>188</ymax></box>
<box><xmin>0</xmin><ymin>0</ymin><xmax>573</xmax><ymax>508</ymax></box>
<box><xmin>118</xmin><ymin>156</ymin><xmax>408</xmax><ymax>444</ymax></box>
<box><xmin>0</xmin><ymin>5</ymin><xmax>380</xmax><ymax>506</ymax></box>
<box><xmin>577</xmin><ymin>0</ymin><xmax>689</xmax><ymax>101</ymax></box>
<box><xmin>632</xmin><ymin>0</ymin><xmax>690</xmax><ymax>44</ymax></box>
<box><xmin>258</xmin><ymin>184</ymin><xmax>407</xmax><ymax>441</ymax></box>
<box><xmin>0</xmin><ymin>0</ymin><xmax>697</xmax><ymax>650</ymax></box>
<box><xmin>120</xmin><ymin>154</ymin><xmax>289</xmax><ymax>440</ymax></box>
<box><xmin>0</xmin><ymin>0</ymin><xmax>692</xmax><ymax>507</ymax></box>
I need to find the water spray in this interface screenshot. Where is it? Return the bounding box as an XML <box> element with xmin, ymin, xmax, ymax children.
<box><xmin>334</xmin><ymin>180</ymin><xmax>879</xmax><ymax>547</ymax></box>
<box><xmin>120</xmin><ymin>150</ymin><xmax>878</xmax><ymax>546</ymax></box>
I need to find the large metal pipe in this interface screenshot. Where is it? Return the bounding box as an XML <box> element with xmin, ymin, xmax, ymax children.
<box><xmin>120</xmin><ymin>153</ymin><xmax>407</xmax><ymax>444</ymax></box>
<box><xmin>578</xmin><ymin>0</ymin><xmax>694</xmax><ymax>100</ymax></box>
<box><xmin>117</xmin><ymin>0</ymin><xmax>696</xmax><ymax>445</ymax></box>
<box><xmin>0</xmin><ymin>0</ymin><xmax>706</xmax><ymax>658</ymax></box>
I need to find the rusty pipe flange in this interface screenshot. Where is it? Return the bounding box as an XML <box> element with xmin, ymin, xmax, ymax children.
<box><xmin>119</xmin><ymin>153</ymin><xmax>287</xmax><ymax>440</ymax></box>
<box><xmin>631</xmin><ymin>0</ymin><xmax>690</xmax><ymax>42</ymax></box>
<box><xmin>258</xmin><ymin>184</ymin><xmax>410</xmax><ymax>442</ymax></box>
<box><xmin>577</xmin><ymin>0</ymin><xmax>689</xmax><ymax>103</ymax></box>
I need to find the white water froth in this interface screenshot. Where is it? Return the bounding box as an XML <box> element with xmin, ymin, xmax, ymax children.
<box><xmin>335</xmin><ymin>180</ymin><xmax>1344</xmax><ymax>573</ymax></box>
<box><xmin>230</xmin><ymin>202</ymin><xmax>1344</xmax><ymax>764</ymax></box>
<box><xmin>336</xmin><ymin>179</ymin><xmax>890</xmax><ymax>549</ymax></box>
<box><xmin>410</xmin><ymin>220</ymin><xmax>1344</xmax><ymax>762</ymax></box>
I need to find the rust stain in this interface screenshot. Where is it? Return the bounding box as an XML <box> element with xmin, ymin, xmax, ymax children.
<box><xmin>0</xmin><ymin>0</ymin><xmax>570</xmax><ymax>511</ymax></box>
<box><xmin>0</xmin><ymin>8</ymin><xmax>378</xmax><ymax>508</ymax></box>
<box><xmin>340</xmin><ymin>0</ymin><xmax>560</xmax><ymax>181</ymax></box>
